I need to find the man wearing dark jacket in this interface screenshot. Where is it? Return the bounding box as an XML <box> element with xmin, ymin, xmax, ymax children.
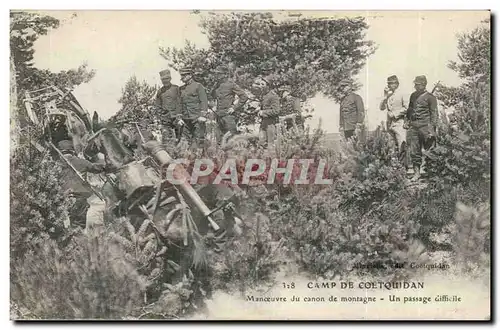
<box><xmin>339</xmin><ymin>82</ymin><xmax>365</xmax><ymax>140</ymax></box>
<box><xmin>212</xmin><ymin>66</ymin><xmax>248</xmax><ymax>140</ymax></box>
<box><xmin>179</xmin><ymin>66</ymin><xmax>209</xmax><ymax>149</ymax></box>
<box><xmin>154</xmin><ymin>69</ymin><xmax>182</xmax><ymax>140</ymax></box>
<box><xmin>58</xmin><ymin>140</ymin><xmax>105</xmax><ymax>228</ymax></box>
<box><xmin>406</xmin><ymin>75</ymin><xmax>439</xmax><ymax>181</ymax></box>
<box><xmin>253</xmin><ymin>77</ymin><xmax>281</xmax><ymax>147</ymax></box>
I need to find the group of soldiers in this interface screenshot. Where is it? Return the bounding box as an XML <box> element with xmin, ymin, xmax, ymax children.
<box><xmin>339</xmin><ymin>74</ymin><xmax>438</xmax><ymax>181</ymax></box>
<box><xmin>152</xmin><ymin>65</ymin><xmax>304</xmax><ymax>149</ymax></box>
<box><xmin>52</xmin><ymin>68</ymin><xmax>438</xmax><ymax>229</ymax></box>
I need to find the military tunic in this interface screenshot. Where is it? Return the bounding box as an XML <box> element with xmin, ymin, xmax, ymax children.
<box><xmin>154</xmin><ymin>83</ymin><xmax>181</xmax><ymax>120</ymax></box>
<box><xmin>260</xmin><ymin>90</ymin><xmax>281</xmax><ymax>146</ymax></box>
<box><xmin>180</xmin><ymin>80</ymin><xmax>209</xmax><ymax>145</ymax></box>
<box><xmin>213</xmin><ymin>79</ymin><xmax>248</xmax><ymax>134</ymax></box>
<box><xmin>154</xmin><ymin>83</ymin><xmax>182</xmax><ymax>140</ymax></box>
<box><xmin>406</xmin><ymin>90</ymin><xmax>438</xmax><ymax>167</ymax></box>
<box><xmin>339</xmin><ymin>92</ymin><xmax>365</xmax><ymax>138</ymax></box>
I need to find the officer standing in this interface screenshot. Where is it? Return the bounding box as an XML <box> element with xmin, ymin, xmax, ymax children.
<box><xmin>339</xmin><ymin>81</ymin><xmax>365</xmax><ymax>140</ymax></box>
<box><xmin>179</xmin><ymin>66</ymin><xmax>209</xmax><ymax>149</ymax></box>
<box><xmin>154</xmin><ymin>69</ymin><xmax>182</xmax><ymax>140</ymax></box>
<box><xmin>406</xmin><ymin>75</ymin><xmax>438</xmax><ymax>181</ymax></box>
<box><xmin>212</xmin><ymin>66</ymin><xmax>248</xmax><ymax>142</ymax></box>
<box><xmin>58</xmin><ymin>140</ymin><xmax>106</xmax><ymax>229</ymax></box>
<box><xmin>253</xmin><ymin>77</ymin><xmax>281</xmax><ymax>147</ymax></box>
<box><xmin>379</xmin><ymin>75</ymin><xmax>409</xmax><ymax>168</ymax></box>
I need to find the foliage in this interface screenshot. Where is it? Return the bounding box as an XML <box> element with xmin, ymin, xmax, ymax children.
<box><xmin>447</xmin><ymin>19</ymin><xmax>490</xmax><ymax>83</ymax></box>
<box><xmin>10</xmin><ymin>11</ymin><xmax>95</xmax><ymax>125</ymax></box>
<box><xmin>428</xmin><ymin>19</ymin><xmax>490</xmax><ymax>187</ymax></box>
<box><xmin>10</xmin><ymin>11</ymin><xmax>59</xmax><ymax>80</ymax></box>
<box><xmin>108</xmin><ymin>217</ymin><xmax>169</xmax><ymax>301</ymax></box>
<box><xmin>137</xmin><ymin>272</ymin><xmax>202</xmax><ymax>319</ymax></box>
<box><xmin>262</xmin><ymin>128</ymin><xmax>418</xmax><ymax>279</ymax></box>
<box><xmin>209</xmin><ymin>213</ymin><xmax>285</xmax><ymax>294</ymax></box>
<box><xmin>451</xmin><ymin>202</ymin><xmax>490</xmax><ymax>273</ymax></box>
<box><xmin>112</xmin><ymin>76</ymin><xmax>159</xmax><ymax>123</ymax></box>
<box><xmin>333</xmin><ymin>126</ymin><xmax>407</xmax><ymax>214</ymax></box>
<box><xmin>11</xmin><ymin>230</ymin><xmax>147</xmax><ymax>320</ymax></box>
<box><xmin>10</xmin><ymin>142</ymin><xmax>74</xmax><ymax>261</ymax></box>
<box><xmin>160</xmin><ymin>12</ymin><xmax>376</xmax><ymax>103</ymax></box>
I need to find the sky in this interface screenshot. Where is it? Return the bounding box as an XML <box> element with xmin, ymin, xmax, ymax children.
<box><xmin>32</xmin><ymin>10</ymin><xmax>489</xmax><ymax>133</ymax></box>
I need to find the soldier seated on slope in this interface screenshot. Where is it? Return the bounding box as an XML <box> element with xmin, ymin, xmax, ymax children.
<box><xmin>58</xmin><ymin>139</ymin><xmax>106</xmax><ymax>229</ymax></box>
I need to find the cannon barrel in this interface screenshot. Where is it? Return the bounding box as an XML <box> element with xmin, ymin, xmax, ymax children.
<box><xmin>143</xmin><ymin>140</ymin><xmax>220</xmax><ymax>231</ymax></box>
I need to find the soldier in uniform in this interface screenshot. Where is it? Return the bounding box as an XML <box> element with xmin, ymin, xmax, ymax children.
<box><xmin>179</xmin><ymin>66</ymin><xmax>209</xmax><ymax>149</ymax></box>
<box><xmin>406</xmin><ymin>75</ymin><xmax>438</xmax><ymax>181</ymax></box>
<box><xmin>46</xmin><ymin>113</ymin><xmax>70</xmax><ymax>145</ymax></box>
<box><xmin>281</xmin><ymin>86</ymin><xmax>304</xmax><ymax>131</ymax></box>
<box><xmin>154</xmin><ymin>69</ymin><xmax>182</xmax><ymax>140</ymax></box>
<box><xmin>339</xmin><ymin>81</ymin><xmax>365</xmax><ymax>140</ymax></box>
<box><xmin>379</xmin><ymin>75</ymin><xmax>409</xmax><ymax>168</ymax></box>
<box><xmin>58</xmin><ymin>140</ymin><xmax>106</xmax><ymax>229</ymax></box>
<box><xmin>253</xmin><ymin>77</ymin><xmax>281</xmax><ymax>147</ymax></box>
<box><xmin>212</xmin><ymin>66</ymin><xmax>249</xmax><ymax>143</ymax></box>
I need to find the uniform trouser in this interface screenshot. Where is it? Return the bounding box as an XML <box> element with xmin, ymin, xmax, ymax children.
<box><xmin>217</xmin><ymin>114</ymin><xmax>238</xmax><ymax>135</ymax></box>
<box><xmin>162</xmin><ymin>120</ymin><xmax>181</xmax><ymax>141</ymax></box>
<box><xmin>284</xmin><ymin>117</ymin><xmax>304</xmax><ymax>131</ymax></box>
<box><xmin>387</xmin><ymin>117</ymin><xmax>408</xmax><ymax>167</ymax></box>
<box><xmin>408</xmin><ymin>121</ymin><xmax>435</xmax><ymax>168</ymax></box>
<box><xmin>182</xmin><ymin>119</ymin><xmax>206</xmax><ymax>148</ymax></box>
<box><xmin>260</xmin><ymin>119</ymin><xmax>277</xmax><ymax>146</ymax></box>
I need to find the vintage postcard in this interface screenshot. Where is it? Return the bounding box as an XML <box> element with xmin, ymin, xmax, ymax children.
<box><xmin>9</xmin><ymin>10</ymin><xmax>491</xmax><ymax>320</ymax></box>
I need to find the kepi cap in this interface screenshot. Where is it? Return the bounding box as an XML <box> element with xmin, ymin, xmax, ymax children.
<box><xmin>413</xmin><ymin>75</ymin><xmax>427</xmax><ymax>85</ymax></box>
<box><xmin>159</xmin><ymin>69</ymin><xmax>171</xmax><ymax>79</ymax></box>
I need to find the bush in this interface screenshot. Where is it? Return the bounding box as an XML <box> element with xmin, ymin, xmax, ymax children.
<box><xmin>11</xmin><ymin>229</ymin><xmax>147</xmax><ymax>320</ymax></box>
<box><xmin>452</xmin><ymin>201</ymin><xmax>490</xmax><ymax>274</ymax></box>
<box><xmin>260</xmin><ymin>127</ymin><xmax>420</xmax><ymax>279</ymax></box>
<box><xmin>333</xmin><ymin>126</ymin><xmax>407</xmax><ymax>214</ymax></box>
<box><xmin>10</xmin><ymin>142</ymin><xmax>74</xmax><ymax>260</ymax></box>
<box><xmin>209</xmin><ymin>212</ymin><xmax>285</xmax><ymax>294</ymax></box>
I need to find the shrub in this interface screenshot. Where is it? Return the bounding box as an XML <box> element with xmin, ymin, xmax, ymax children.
<box><xmin>452</xmin><ymin>201</ymin><xmax>490</xmax><ymax>274</ymax></box>
<box><xmin>11</xmin><ymin>229</ymin><xmax>147</xmax><ymax>320</ymax></box>
<box><xmin>10</xmin><ymin>142</ymin><xmax>74</xmax><ymax>261</ymax></box>
<box><xmin>333</xmin><ymin>126</ymin><xmax>407</xmax><ymax>214</ymax></box>
<box><xmin>208</xmin><ymin>212</ymin><xmax>285</xmax><ymax>295</ymax></box>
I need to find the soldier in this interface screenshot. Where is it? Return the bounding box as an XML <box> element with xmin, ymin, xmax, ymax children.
<box><xmin>406</xmin><ymin>75</ymin><xmax>438</xmax><ymax>181</ymax></box>
<box><xmin>253</xmin><ymin>77</ymin><xmax>281</xmax><ymax>147</ymax></box>
<box><xmin>212</xmin><ymin>65</ymin><xmax>249</xmax><ymax>142</ymax></box>
<box><xmin>179</xmin><ymin>66</ymin><xmax>209</xmax><ymax>149</ymax></box>
<box><xmin>379</xmin><ymin>75</ymin><xmax>409</xmax><ymax>167</ymax></box>
<box><xmin>339</xmin><ymin>81</ymin><xmax>365</xmax><ymax>140</ymax></box>
<box><xmin>281</xmin><ymin>86</ymin><xmax>304</xmax><ymax>131</ymax></box>
<box><xmin>58</xmin><ymin>140</ymin><xmax>106</xmax><ymax>229</ymax></box>
<box><xmin>154</xmin><ymin>69</ymin><xmax>182</xmax><ymax>140</ymax></box>
<box><xmin>46</xmin><ymin>113</ymin><xmax>70</xmax><ymax>145</ymax></box>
